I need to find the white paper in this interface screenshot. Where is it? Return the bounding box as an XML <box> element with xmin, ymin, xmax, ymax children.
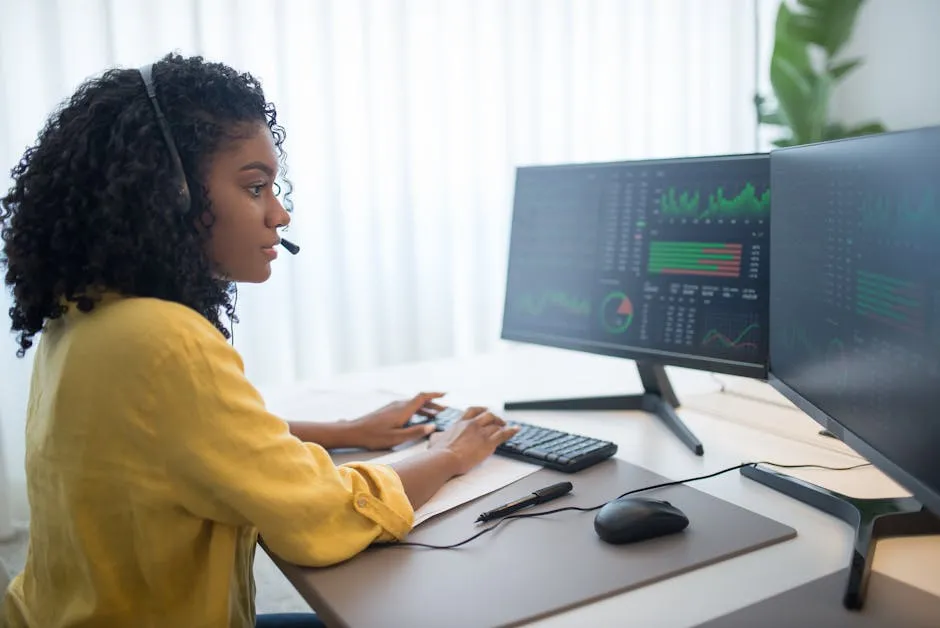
<box><xmin>368</xmin><ymin>442</ymin><xmax>541</xmax><ymax>526</ymax></box>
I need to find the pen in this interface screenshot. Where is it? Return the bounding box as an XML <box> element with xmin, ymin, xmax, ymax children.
<box><xmin>475</xmin><ymin>481</ymin><xmax>574</xmax><ymax>523</ymax></box>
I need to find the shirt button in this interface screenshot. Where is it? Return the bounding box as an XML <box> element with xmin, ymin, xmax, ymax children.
<box><xmin>357</xmin><ymin>497</ymin><xmax>368</xmax><ymax>508</ymax></box>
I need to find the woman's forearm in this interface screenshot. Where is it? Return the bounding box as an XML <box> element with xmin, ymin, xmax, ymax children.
<box><xmin>289</xmin><ymin>420</ymin><xmax>460</xmax><ymax>509</ymax></box>
<box><xmin>287</xmin><ymin>420</ymin><xmax>358</xmax><ymax>449</ymax></box>
<box><xmin>390</xmin><ymin>449</ymin><xmax>461</xmax><ymax>510</ymax></box>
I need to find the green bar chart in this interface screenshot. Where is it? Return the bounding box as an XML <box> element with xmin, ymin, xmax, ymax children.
<box><xmin>855</xmin><ymin>270</ymin><xmax>924</xmax><ymax>333</ymax></box>
<box><xmin>648</xmin><ymin>241</ymin><xmax>742</xmax><ymax>278</ymax></box>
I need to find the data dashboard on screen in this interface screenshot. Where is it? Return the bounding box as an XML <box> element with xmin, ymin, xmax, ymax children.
<box><xmin>501</xmin><ymin>154</ymin><xmax>770</xmax><ymax>377</ymax></box>
<box><xmin>769</xmin><ymin>127</ymin><xmax>940</xmax><ymax>508</ymax></box>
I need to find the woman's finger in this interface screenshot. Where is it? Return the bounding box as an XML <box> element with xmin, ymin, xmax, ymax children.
<box><xmin>472</xmin><ymin>411</ymin><xmax>505</xmax><ymax>428</ymax></box>
<box><xmin>460</xmin><ymin>406</ymin><xmax>489</xmax><ymax>420</ymax></box>
<box><xmin>489</xmin><ymin>425</ymin><xmax>521</xmax><ymax>444</ymax></box>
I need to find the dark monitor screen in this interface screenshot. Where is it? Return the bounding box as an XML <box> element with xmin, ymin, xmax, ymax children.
<box><xmin>769</xmin><ymin>126</ymin><xmax>940</xmax><ymax>516</ymax></box>
<box><xmin>501</xmin><ymin>153</ymin><xmax>770</xmax><ymax>379</ymax></box>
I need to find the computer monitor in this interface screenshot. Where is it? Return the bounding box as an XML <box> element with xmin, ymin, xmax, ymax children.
<box><xmin>500</xmin><ymin>153</ymin><xmax>771</xmax><ymax>455</ymax></box>
<box><xmin>747</xmin><ymin>125</ymin><xmax>940</xmax><ymax>610</ymax></box>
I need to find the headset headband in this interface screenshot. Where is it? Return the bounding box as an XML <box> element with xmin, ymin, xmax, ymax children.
<box><xmin>139</xmin><ymin>63</ymin><xmax>191</xmax><ymax>212</ymax></box>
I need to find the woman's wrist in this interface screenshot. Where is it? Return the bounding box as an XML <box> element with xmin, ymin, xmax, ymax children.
<box><xmin>423</xmin><ymin>446</ymin><xmax>463</xmax><ymax>478</ymax></box>
<box><xmin>390</xmin><ymin>446</ymin><xmax>464</xmax><ymax>509</ymax></box>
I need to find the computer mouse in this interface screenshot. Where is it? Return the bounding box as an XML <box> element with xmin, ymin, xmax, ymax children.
<box><xmin>593</xmin><ymin>496</ymin><xmax>690</xmax><ymax>544</ymax></box>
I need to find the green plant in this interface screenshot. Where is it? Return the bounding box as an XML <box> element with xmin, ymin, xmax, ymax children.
<box><xmin>754</xmin><ymin>0</ymin><xmax>887</xmax><ymax>147</ymax></box>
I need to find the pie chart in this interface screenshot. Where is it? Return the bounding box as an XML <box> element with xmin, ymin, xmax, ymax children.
<box><xmin>601</xmin><ymin>291</ymin><xmax>634</xmax><ymax>334</ymax></box>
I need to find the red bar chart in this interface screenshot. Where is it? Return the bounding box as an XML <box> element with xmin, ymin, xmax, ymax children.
<box><xmin>648</xmin><ymin>241</ymin><xmax>742</xmax><ymax>278</ymax></box>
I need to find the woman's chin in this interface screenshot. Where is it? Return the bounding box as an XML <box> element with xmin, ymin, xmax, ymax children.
<box><xmin>222</xmin><ymin>265</ymin><xmax>273</xmax><ymax>284</ymax></box>
<box><xmin>243</xmin><ymin>265</ymin><xmax>273</xmax><ymax>283</ymax></box>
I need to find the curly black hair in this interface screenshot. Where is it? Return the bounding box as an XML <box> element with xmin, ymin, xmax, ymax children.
<box><xmin>0</xmin><ymin>52</ymin><xmax>291</xmax><ymax>357</ymax></box>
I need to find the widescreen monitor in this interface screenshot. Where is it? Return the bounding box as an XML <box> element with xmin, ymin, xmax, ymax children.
<box><xmin>499</xmin><ymin>153</ymin><xmax>771</xmax><ymax>455</ymax></box>
<box><xmin>769</xmin><ymin>125</ymin><xmax>940</xmax><ymax>517</ymax></box>
<box><xmin>501</xmin><ymin>153</ymin><xmax>771</xmax><ymax>379</ymax></box>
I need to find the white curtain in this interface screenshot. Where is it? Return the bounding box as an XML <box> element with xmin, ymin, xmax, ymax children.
<box><xmin>0</xmin><ymin>0</ymin><xmax>763</xmax><ymax>526</ymax></box>
<box><xmin>0</xmin><ymin>423</ymin><xmax>12</xmax><ymax>540</ymax></box>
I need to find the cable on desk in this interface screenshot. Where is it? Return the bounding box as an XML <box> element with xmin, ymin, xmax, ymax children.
<box><xmin>708</xmin><ymin>373</ymin><xmax>799</xmax><ymax>411</ymax></box>
<box><xmin>387</xmin><ymin>460</ymin><xmax>872</xmax><ymax>551</ymax></box>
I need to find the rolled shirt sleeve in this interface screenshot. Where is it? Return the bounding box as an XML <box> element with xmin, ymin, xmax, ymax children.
<box><xmin>154</xmin><ymin>320</ymin><xmax>415</xmax><ymax>567</ymax></box>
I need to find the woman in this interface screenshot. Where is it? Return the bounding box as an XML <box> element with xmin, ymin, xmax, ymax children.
<box><xmin>0</xmin><ymin>53</ymin><xmax>517</xmax><ymax>627</ymax></box>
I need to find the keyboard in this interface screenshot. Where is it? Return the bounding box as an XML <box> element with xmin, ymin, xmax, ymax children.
<box><xmin>413</xmin><ymin>406</ymin><xmax>618</xmax><ymax>473</ymax></box>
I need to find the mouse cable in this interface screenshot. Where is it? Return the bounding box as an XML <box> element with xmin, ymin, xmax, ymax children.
<box><xmin>387</xmin><ymin>460</ymin><xmax>872</xmax><ymax>551</ymax></box>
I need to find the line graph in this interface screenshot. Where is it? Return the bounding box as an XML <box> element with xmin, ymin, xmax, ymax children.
<box><xmin>658</xmin><ymin>182</ymin><xmax>770</xmax><ymax>221</ymax></box>
<box><xmin>777</xmin><ymin>326</ymin><xmax>850</xmax><ymax>391</ymax></box>
<box><xmin>701</xmin><ymin>313</ymin><xmax>761</xmax><ymax>353</ymax></box>
<box><xmin>702</xmin><ymin>324</ymin><xmax>760</xmax><ymax>350</ymax></box>
<box><xmin>515</xmin><ymin>290</ymin><xmax>591</xmax><ymax>318</ymax></box>
<box><xmin>859</xmin><ymin>188</ymin><xmax>940</xmax><ymax>236</ymax></box>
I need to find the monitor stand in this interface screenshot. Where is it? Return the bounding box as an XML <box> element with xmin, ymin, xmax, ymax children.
<box><xmin>503</xmin><ymin>361</ymin><xmax>704</xmax><ymax>456</ymax></box>
<box><xmin>741</xmin><ymin>463</ymin><xmax>940</xmax><ymax>610</ymax></box>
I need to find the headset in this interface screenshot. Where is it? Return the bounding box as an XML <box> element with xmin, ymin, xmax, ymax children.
<box><xmin>137</xmin><ymin>63</ymin><xmax>300</xmax><ymax>255</ymax></box>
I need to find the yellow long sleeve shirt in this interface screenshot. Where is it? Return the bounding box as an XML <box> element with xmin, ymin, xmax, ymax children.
<box><xmin>1</xmin><ymin>294</ymin><xmax>415</xmax><ymax>627</ymax></box>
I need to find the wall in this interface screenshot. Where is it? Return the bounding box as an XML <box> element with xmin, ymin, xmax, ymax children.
<box><xmin>830</xmin><ymin>0</ymin><xmax>940</xmax><ymax>131</ymax></box>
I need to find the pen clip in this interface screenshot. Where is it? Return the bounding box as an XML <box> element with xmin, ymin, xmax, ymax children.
<box><xmin>532</xmin><ymin>481</ymin><xmax>573</xmax><ymax>500</ymax></box>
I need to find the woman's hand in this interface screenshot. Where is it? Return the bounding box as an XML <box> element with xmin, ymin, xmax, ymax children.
<box><xmin>427</xmin><ymin>407</ymin><xmax>519</xmax><ymax>475</ymax></box>
<box><xmin>390</xmin><ymin>407</ymin><xmax>520</xmax><ymax>508</ymax></box>
<box><xmin>346</xmin><ymin>392</ymin><xmax>446</xmax><ymax>450</ymax></box>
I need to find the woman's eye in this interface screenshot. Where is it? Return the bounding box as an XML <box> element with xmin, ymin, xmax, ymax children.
<box><xmin>249</xmin><ymin>184</ymin><xmax>264</xmax><ymax>197</ymax></box>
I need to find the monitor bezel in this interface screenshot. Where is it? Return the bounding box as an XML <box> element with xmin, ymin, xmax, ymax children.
<box><xmin>500</xmin><ymin>151</ymin><xmax>771</xmax><ymax>381</ymax></box>
<box><xmin>766</xmin><ymin>125</ymin><xmax>940</xmax><ymax>517</ymax></box>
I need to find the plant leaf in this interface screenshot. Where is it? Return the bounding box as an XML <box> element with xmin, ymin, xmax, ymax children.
<box><xmin>764</xmin><ymin>0</ymin><xmax>880</xmax><ymax>147</ymax></box>
<box><xmin>822</xmin><ymin>121</ymin><xmax>887</xmax><ymax>141</ymax></box>
<box><xmin>807</xmin><ymin>72</ymin><xmax>833</xmax><ymax>142</ymax></box>
<box><xmin>822</xmin><ymin>123</ymin><xmax>847</xmax><ymax>140</ymax></box>
<box><xmin>770</xmin><ymin>35</ymin><xmax>817</xmax><ymax>144</ymax></box>
<box><xmin>774</xmin><ymin>1</ymin><xmax>796</xmax><ymax>40</ymax></box>
<box><xmin>789</xmin><ymin>0</ymin><xmax>867</xmax><ymax>57</ymax></box>
<box><xmin>758</xmin><ymin>108</ymin><xmax>788</xmax><ymax>126</ymax></box>
<box><xmin>828</xmin><ymin>58</ymin><xmax>863</xmax><ymax>81</ymax></box>
<box><xmin>773</xmin><ymin>3</ymin><xmax>812</xmax><ymax>72</ymax></box>
<box><xmin>843</xmin><ymin>121</ymin><xmax>887</xmax><ymax>137</ymax></box>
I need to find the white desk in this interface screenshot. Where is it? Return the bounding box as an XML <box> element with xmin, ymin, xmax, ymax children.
<box><xmin>261</xmin><ymin>345</ymin><xmax>940</xmax><ymax>627</ymax></box>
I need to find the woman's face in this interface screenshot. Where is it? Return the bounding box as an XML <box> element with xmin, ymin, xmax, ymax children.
<box><xmin>203</xmin><ymin>122</ymin><xmax>290</xmax><ymax>283</ymax></box>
